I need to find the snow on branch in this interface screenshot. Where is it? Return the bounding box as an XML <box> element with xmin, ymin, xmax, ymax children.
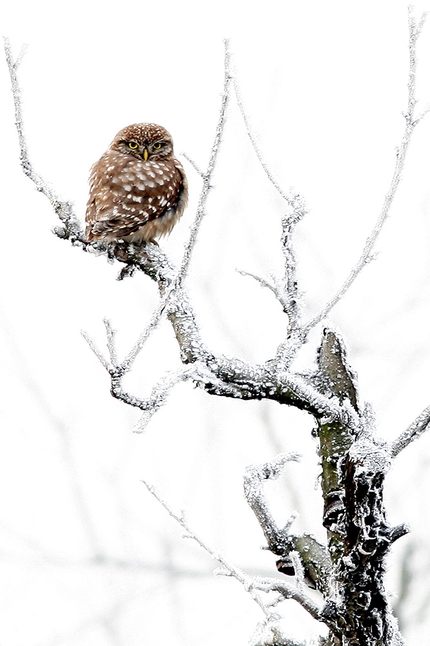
<box><xmin>232</xmin><ymin>65</ymin><xmax>292</xmax><ymax>204</ymax></box>
<box><xmin>302</xmin><ymin>8</ymin><xmax>429</xmax><ymax>333</ymax></box>
<box><xmin>230</xmin><ymin>10</ymin><xmax>429</xmax><ymax>373</ymax></box>
<box><xmin>237</xmin><ymin>193</ymin><xmax>307</xmax><ymax>334</ymax></box>
<box><xmin>81</xmin><ymin>315</ymin><xmax>214</xmax><ymax>429</ymax></box>
<box><xmin>391</xmin><ymin>402</ymin><xmax>430</xmax><ymax>457</ymax></box>
<box><xmin>4</xmin><ymin>38</ymin><xmax>105</xmax><ymax>251</ymax></box>
<box><xmin>244</xmin><ymin>453</ymin><xmax>331</xmax><ymax>597</ymax></box>
<box><xmin>141</xmin><ymin>478</ymin><xmax>332</xmax><ymax>638</ymax></box>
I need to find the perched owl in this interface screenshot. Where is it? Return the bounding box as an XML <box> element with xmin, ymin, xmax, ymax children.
<box><xmin>85</xmin><ymin>123</ymin><xmax>188</xmax><ymax>244</ymax></box>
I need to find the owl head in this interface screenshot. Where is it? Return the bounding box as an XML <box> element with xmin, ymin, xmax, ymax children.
<box><xmin>110</xmin><ymin>123</ymin><xmax>174</xmax><ymax>161</ymax></box>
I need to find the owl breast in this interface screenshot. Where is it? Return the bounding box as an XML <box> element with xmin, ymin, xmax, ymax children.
<box><xmin>85</xmin><ymin>142</ymin><xmax>188</xmax><ymax>244</ymax></box>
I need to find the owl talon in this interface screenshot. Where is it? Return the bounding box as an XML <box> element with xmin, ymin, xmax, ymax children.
<box><xmin>107</xmin><ymin>243</ymin><xmax>119</xmax><ymax>261</ymax></box>
<box><xmin>111</xmin><ymin>242</ymin><xmax>129</xmax><ymax>263</ymax></box>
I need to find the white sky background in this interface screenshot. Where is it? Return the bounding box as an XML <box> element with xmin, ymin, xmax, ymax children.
<box><xmin>1</xmin><ymin>0</ymin><xmax>430</xmax><ymax>644</ymax></box>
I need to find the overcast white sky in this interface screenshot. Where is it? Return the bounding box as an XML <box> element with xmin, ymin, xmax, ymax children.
<box><xmin>1</xmin><ymin>1</ymin><xmax>430</xmax><ymax>644</ymax></box>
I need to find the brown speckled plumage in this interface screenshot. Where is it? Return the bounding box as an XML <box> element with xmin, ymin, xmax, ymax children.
<box><xmin>85</xmin><ymin>123</ymin><xmax>188</xmax><ymax>244</ymax></box>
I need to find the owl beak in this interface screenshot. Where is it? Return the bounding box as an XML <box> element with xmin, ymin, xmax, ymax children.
<box><xmin>143</xmin><ymin>148</ymin><xmax>149</xmax><ymax>161</ymax></box>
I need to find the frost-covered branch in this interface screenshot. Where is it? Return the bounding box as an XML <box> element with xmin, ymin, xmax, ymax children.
<box><xmin>4</xmin><ymin>38</ymin><xmax>82</xmax><ymax>242</ymax></box>
<box><xmin>232</xmin><ymin>69</ymin><xmax>291</xmax><ymax>204</ymax></box>
<box><xmin>244</xmin><ymin>453</ymin><xmax>331</xmax><ymax>597</ymax></box>
<box><xmin>175</xmin><ymin>40</ymin><xmax>232</xmax><ymax>286</ymax></box>
<box><xmin>233</xmin><ymin>61</ymin><xmax>308</xmax><ymax>356</ymax></box>
<box><xmin>4</xmin><ymin>38</ymin><xmax>55</xmax><ymax>200</ymax></box>
<box><xmin>237</xmin><ymin>193</ymin><xmax>307</xmax><ymax>339</ymax></box>
<box><xmin>81</xmin><ymin>251</ymin><xmax>345</xmax><ymax>422</ymax></box>
<box><xmin>141</xmin><ymin>479</ymin><xmax>284</xmax><ymax>630</ymax></box>
<box><xmin>303</xmin><ymin>9</ymin><xmax>429</xmax><ymax>333</ymax></box>
<box><xmin>4</xmin><ymin>37</ymin><xmax>101</xmax><ymax>247</ymax></box>
<box><xmin>236</xmin><ymin>269</ymin><xmax>279</xmax><ymax>301</ymax></box>
<box><xmin>81</xmin><ymin>329</ymin><xmax>111</xmax><ymax>372</ymax></box>
<box><xmin>407</xmin><ymin>7</ymin><xmax>430</xmax><ymax>124</ymax></box>
<box><xmin>82</xmin><ymin>315</ymin><xmax>213</xmax><ymax>430</ymax></box>
<box><xmin>251</xmin><ymin>577</ymin><xmax>326</xmax><ymax>627</ymax></box>
<box><xmin>180</xmin><ymin>152</ymin><xmax>205</xmax><ymax>178</ymax></box>
<box><xmin>278</xmin><ymin>195</ymin><xmax>307</xmax><ymax>332</ymax></box>
<box><xmin>141</xmin><ymin>479</ymin><xmax>332</xmax><ymax>638</ymax></box>
<box><xmin>391</xmin><ymin>402</ymin><xmax>430</xmax><ymax>457</ymax></box>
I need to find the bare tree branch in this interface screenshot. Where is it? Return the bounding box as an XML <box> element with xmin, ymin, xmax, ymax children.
<box><xmin>244</xmin><ymin>453</ymin><xmax>332</xmax><ymax>597</ymax></box>
<box><xmin>232</xmin><ymin>69</ymin><xmax>291</xmax><ymax>204</ymax></box>
<box><xmin>180</xmin><ymin>152</ymin><xmax>205</xmax><ymax>178</ymax></box>
<box><xmin>391</xmin><ymin>402</ymin><xmax>430</xmax><ymax>457</ymax></box>
<box><xmin>232</xmin><ymin>63</ymin><xmax>307</xmax><ymax>349</ymax></box>
<box><xmin>14</xmin><ymin>43</ymin><xmax>28</xmax><ymax>68</ymax></box>
<box><xmin>236</xmin><ymin>269</ymin><xmax>279</xmax><ymax>299</ymax></box>
<box><xmin>3</xmin><ymin>37</ymin><xmax>95</xmax><ymax>246</ymax></box>
<box><xmin>176</xmin><ymin>39</ymin><xmax>232</xmax><ymax>287</ymax></box>
<box><xmin>279</xmin><ymin>195</ymin><xmax>307</xmax><ymax>332</ymax></box>
<box><xmin>129</xmin><ymin>364</ymin><xmax>204</xmax><ymax>433</ymax></box>
<box><xmin>81</xmin><ymin>330</ymin><xmax>110</xmax><ymax>372</ymax></box>
<box><xmin>303</xmin><ymin>10</ymin><xmax>429</xmax><ymax>333</ymax></box>
<box><xmin>141</xmin><ymin>479</ymin><xmax>331</xmax><ymax>636</ymax></box>
<box><xmin>103</xmin><ymin>318</ymin><xmax>119</xmax><ymax>367</ymax></box>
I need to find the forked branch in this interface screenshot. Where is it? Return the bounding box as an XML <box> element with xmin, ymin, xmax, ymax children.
<box><xmin>303</xmin><ymin>8</ymin><xmax>429</xmax><ymax>333</ymax></box>
<box><xmin>141</xmin><ymin>479</ymin><xmax>331</xmax><ymax>636</ymax></box>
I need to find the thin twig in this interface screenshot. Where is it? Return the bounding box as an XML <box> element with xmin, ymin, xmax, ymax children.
<box><xmin>175</xmin><ymin>38</ymin><xmax>232</xmax><ymax>287</ymax></box>
<box><xmin>391</xmin><ymin>403</ymin><xmax>430</xmax><ymax>457</ymax></box>
<box><xmin>119</xmin><ymin>299</ymin><xmax>170</xmax><ymax>374</ymax></box>
<box><xmin>4</xmin><ymin>38</ymin><xmax>55</xmax><ymax>199</ymax></box>
<box><xmin>236</xmin><ymin>269</ymin><xmax>279</xmax><ymax>297</ymax></box>
<box><xmin>252</xmin><ymin>577</ymin><xmax>324</xmax><ymax>625</ymax></box>
<box><xmin>81</xmin><ymin>330</ymin><xmax>110</xmax><ymax>372</ymax></box>
<box><xmin>408</xmin><ymin>8</ymin><xmax>430</xmax><ymax>124</ymax></box>
<box><xmin>303</xmin><ymin>10</ymin><xmax>429</xmax><ymax>332</ymax></box>
<box><xmin>232</xmin><ymin>71</ymin><xmax>291</xmax><ymax>203</ymax></box>
<box><xmin>14</xmin><ymin>43</ymin><xmax>28</xmax><ymax>68</ymax></box>
<box><xmin>4</xmin><ymin>37</ymin><xmax>83</xmax><ymax>239</ymax></box>
<box><xmin>181</xmin><ymin>152</ymin><xmax>205</xmax><ymax>178</ymax></box>
<box><xmin>104</xmin><ymin>318</ymin><xmax>118</xmax><ymax>367</ymax></box>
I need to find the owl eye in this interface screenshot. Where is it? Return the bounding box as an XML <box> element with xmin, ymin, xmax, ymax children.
<box><xmin>128</xmin><ymin>141</ymin><xmax>139</xmax><ymax>150</ymax></box>
<box><xmin>152</xmin><ymin>142</ymin><xmax>162</xmax><ymax>150</ymax></box>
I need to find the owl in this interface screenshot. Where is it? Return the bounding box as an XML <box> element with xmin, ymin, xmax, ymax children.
<box><xmin>85</xmin><ymin>123</ymin><xmax>188</xmax><ymax>245</ymax></box>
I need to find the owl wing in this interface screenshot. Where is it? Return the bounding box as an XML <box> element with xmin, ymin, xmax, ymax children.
<box><xmin>85</xmin><ymin>152</ymin><xmax>184</xmax><ymax>242</ymax></box>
